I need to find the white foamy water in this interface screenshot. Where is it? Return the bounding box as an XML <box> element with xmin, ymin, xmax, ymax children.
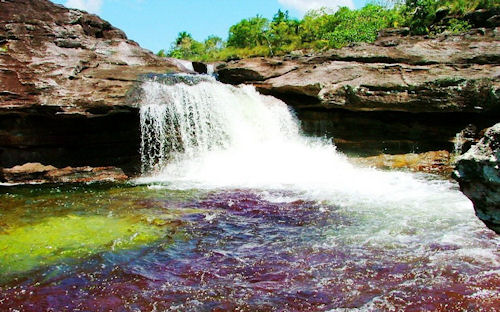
<box><xmin>136</xmin><ymin>75</ymin><xmax>499</xmax><ymax>258</ymax></box>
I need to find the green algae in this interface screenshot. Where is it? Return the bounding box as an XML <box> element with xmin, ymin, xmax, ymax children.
<box><xmin>0</xmin><ymin>214</ymin><xmax>166</xmax><ymax>276</ymax></box>
<box><xmin>0</xmin><ymin>184</ymin><xmax>210</xmax><ymax>282</ymax></box>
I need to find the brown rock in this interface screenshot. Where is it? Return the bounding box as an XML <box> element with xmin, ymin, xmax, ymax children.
<box><xmin>3</xmin><ymin>162</ymin><xmax>56</xmax><ymax>182</ymax></box>
<box><xmin>351</xmin><ymin>151</ymin><xmax>453</xmax><ymax>175</ymax></box>
<box><xmin>0</xmin><ymin>0</ymin><xmax>190</xmax><ymax>172</ymax></box>
<box><xmin>0</xmin><ymin>0</ymin><xmax>185</xmax><ymax>112</ymax></box>
<box><xmin>217</xmin><ymin>29</ymin><xmax>499</xmax><ymax>155</ymax></box>
<box><xmin>217</xmin><ymin>30</ymin><xmax>499</xmax><ymax>113</ymax></box>
<box><xmin>2</xmin><ymin>162</ymin><xmax>128</xmax><ymax>184</ymax></box>
<box><xmin>45</xmin><ymin>166</ymin><xmax>128</xmax><ymax>183</ymax></box>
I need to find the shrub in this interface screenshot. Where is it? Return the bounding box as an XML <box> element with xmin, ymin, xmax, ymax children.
<box><xmin>158</xmin><ymin>1</ymin><xmax>498</xmax><ymax>61</ymax></box>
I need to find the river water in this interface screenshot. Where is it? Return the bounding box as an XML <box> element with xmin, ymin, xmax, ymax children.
<box><xmin>0</xmin><ymin>76</ymin><xmax>498</xmax><ymax>311</ymax></box>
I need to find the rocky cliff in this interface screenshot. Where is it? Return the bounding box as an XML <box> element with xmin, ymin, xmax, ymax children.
<box><xmin>217</xmin><ymin>27</ymin><xmax>500</xmax><ymax>155</ymax></box>
<box><xmin>454</xmin><ymin>123</ymin><xmax>500</xmax><ymax>234</ymax></box>
<box><xmin>0</xmin><ymin>0</ymin><xmax>185</xmax><ymax>174</ymax></box>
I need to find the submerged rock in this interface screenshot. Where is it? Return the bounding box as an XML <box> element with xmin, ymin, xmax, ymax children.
<box><xmin>351</xmin><ymin>150</ymin><xmax>453</xmax><ymax>175</ymax></box>
<box><xmin>0</xmin><ymin>214</ymin><xmax>164</xmax><ymax>277</ymax></box>
<box><xmin>2</xmin><ymin>163</ymin><xmax>128</xmax><ymax>184</ymax></box>
<box><xmin>453</xmin><ymin>123</ymin><xmax>500</xmax><ymax>234</ymax></box>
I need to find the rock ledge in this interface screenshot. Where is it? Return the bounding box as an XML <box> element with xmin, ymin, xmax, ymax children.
<box><xmin>2</xmin><ymin>162</ymin><xmax>128</xmax><ymax>184</ymax></box>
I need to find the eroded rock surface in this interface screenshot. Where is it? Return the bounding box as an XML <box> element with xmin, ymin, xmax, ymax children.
<box><xmin>0</xmin><ymin>0</ymin><xmax>186</xmax><ymax>171</ymax></box>
<box><xmin>352</xmin><ymin>150</ymin><xmax>453</xmax><ymax>175</ymax></box>
<box><xmin>218</xmin><ymin>30</ymin><xmax>499</xmax><ymax>113</ymax></box>
<box><xmin>217</xmin><ymin>28</ymin><xmax>500</xmax><ymax>155</ymax></box>
<box><xmin>454</xmin><ymin>123</ymin><xmax>500</xmax><ymax>234</ymax></box>
<box><xmin>0</xmin><ymin>0</ymin><xmax>182</xmax><ymax>111</ymax></box>
<box><xmin>2</xmin><ymin>162</ymin><xmax>128</xmax><ymax>184</ymax></box>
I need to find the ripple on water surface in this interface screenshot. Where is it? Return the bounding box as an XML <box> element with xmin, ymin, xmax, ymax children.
<box><xmin>0</xmin><ymin>184</ymin><xmax>499</xmax><ymax>311</ymax></box>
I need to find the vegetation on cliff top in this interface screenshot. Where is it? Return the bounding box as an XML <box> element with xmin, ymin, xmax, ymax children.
<box><xmin>159</xmin><ymin>0</ymin><xmax>498</xmax><ymax>61</ymax></box>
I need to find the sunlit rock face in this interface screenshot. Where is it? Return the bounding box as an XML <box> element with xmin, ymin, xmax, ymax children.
<box><xmin>2</xmin><ymin>162</ymin><xmax>128</xmax><ymax>184</ymax></box>
<box><xmin>0</xmin><ymin>0</ymin><xmax>187</xmax><ymax>171</ymax></box>
<box><xmin>0</xmin><ymin>0</ymin><xmax>182</xmax><ymax>110</ymax></box>
<box><xmin>454</xmin><ymin>123</ymin><xmax>500</xmax><ymax>234</ymax></box>
<box><xmin>216</xmin><ymin>28</ymin><xmax>500</xmax><ymax>155</ymax></box>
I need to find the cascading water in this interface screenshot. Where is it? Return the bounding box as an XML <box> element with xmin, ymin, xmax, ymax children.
<box><xmin>1</xmin><ymin>75</ymin><xmax>498</xmax><ymax>311</ymax></box>
<box><xmin>135</xmin><ymin>75</ymin><xmax>500</xmax><ymax>310</ymax></box>
<box><xmin>138</xmin><ymin>75</ymin><xmax>461</xmax><ymax>208</ymax></box>
<box><xmin>137</xmin><ymin>74</ymin><xmax>496</xmax><ymax>244</ymax></box>
<box><xmin>139</xmin><ymin>75</ymin><xmax>231</xmax><ymax>172</ymax></box>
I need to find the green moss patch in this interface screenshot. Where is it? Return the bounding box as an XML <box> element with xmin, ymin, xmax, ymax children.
<box><xmin>0</xmin><ymin>214</ymin><xmax>167</xmax><ymax>276</ymax></box>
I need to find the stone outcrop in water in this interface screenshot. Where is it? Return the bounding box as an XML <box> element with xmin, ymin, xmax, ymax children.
<box><xmin>216</xmin><ymin>27</ymin><xmax>500</xmax><ymax>155</ymax></box>
<box><xmin>0</xmin><ymin>0</ymin><xmax>186</xmax><ymax>173</ymax></box>
<box><xmin>352</xmin><ymin>150</ymin><xmax>453</xmax><ymax>175</ymax></box>
<box><xmin>454</xmin><ymin>123</ymin><xmax>500</xmax><ymax>234</ymax></box>
<box><xmin>2</xmin><ymin>162</ymin><xmax>128</xmax><ymax>184</ymax></box>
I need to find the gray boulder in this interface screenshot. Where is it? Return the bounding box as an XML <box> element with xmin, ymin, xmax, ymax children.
<box><xmin>454</xmin><ymin>123</ymin><xmax>500</xmax><ymax>234</ymax></box>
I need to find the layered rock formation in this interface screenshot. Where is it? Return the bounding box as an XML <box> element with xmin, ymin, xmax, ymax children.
<box><xmin>0</xmin><ymin>0</ymin><xmax>184</xmax><ymax>174</ymax></box>
<box><xmin>454</xmin><ymin>123</ymin><xmax>500</xmax><ymax>234</ymax></box>
<box><xmin>217</xmin><ymin>27</ymin><xmax>500</xmax><ymax>155</ymax></box>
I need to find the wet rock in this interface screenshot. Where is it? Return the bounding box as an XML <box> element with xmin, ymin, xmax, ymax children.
<box><xmin>0</xmin><ymin>106</ymin><xmax>141</xmax><ymax>173</ymax></box>
<box><xmin>454</xmin><ymin>124</ymin><xmax>480</xmax><ymax>155</ymax></box>
<box><xmin>453</xmin><ymin>123</ymin><xmax>500</xmax><ymax>234</ymax></box>
<box><xmin>3</xmin><ymin>163</ymin><xmax>57</xmax><ymax>182</ymax></box>
<box><xmin>351</xmin><ymin>151</ymin><xmax>453</xmax><ymax>175</ymax></box>
<box><xmin>192</xmin><ymin>61</ymin><xmax>208</xmax><ymax>74</ymax></box>
<box><xmin>296</xmin><ymin>108</ymin><xmax>498</xmax><ymax>156</ymax></box>
<box><xmin>2</xmin><ymin>162</ymin><xmax>128</xmax><ymax>184</ymax></box>
<box><xmin>45</xmin><ymin>166</ymin><xmax>128</xmax><ymax>183</ymax></box>
<box><xmin>465</xmin><ymin>8</ymin><xmax>500</xmax><ymax>28</ymax></box>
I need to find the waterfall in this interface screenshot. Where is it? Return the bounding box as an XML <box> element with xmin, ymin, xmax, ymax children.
<box><xmin>137</xmin><ymin>75</ymin><xmax>471</xmax><ymax>224</ymax></box>
<box><xmin>139</xmin><ymin>74</ymin><xmax>301</xmax><ymax>174</ymax></box>
<box><xmin>139</xmin><ymin>75</ymin><xmax>229</xmax><ymax>172</ymax></box>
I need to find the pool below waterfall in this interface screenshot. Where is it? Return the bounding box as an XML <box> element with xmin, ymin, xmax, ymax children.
<box><xmin>1</xmin><ymin>75</ymin><xmax>498</xmax><ymax>311</ymax></box>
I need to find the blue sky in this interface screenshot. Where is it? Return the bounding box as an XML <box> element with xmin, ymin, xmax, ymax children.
<box><xmin>51</xmin><ymin>0</ymin><xmax>370</xmax><ymax>53</ymax></box>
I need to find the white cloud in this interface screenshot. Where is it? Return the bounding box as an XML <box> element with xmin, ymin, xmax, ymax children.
<box><xmin>65</xmin><ymin>0</ymin><xmax>103</xmax><ymax>14</ymax></box>
<box><xmin>278</xmin><ymin>0</ymin><xmax>355</xmax><ymax>14</ymax></box>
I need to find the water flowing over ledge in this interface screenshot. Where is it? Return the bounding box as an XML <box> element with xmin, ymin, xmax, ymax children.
<box><xmin>1</xmin><ymin>74</ymin><xmax>499</xmax><ymax>311</ymax></box>
<box><xmin>135</xmin><ymin>74</ymin><xmax>496</xmax><ymax>247</ymax></box>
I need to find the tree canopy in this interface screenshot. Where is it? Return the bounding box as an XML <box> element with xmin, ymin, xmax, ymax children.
<box><xmin>160</xmin><ymin>0</ymin><xmax>498</xmax><ymax>61</ymax></box>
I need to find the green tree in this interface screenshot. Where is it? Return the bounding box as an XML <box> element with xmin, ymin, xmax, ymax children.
<box><xmin>168</xmin><ymin>31</ymin><xmax>205</xmax><ymax>59</ymax></box>
<box><xmin>204</xmin><ymin>35</ymin><xmax>224</xmax><ymax>52</ymax></box>
<box><xmin>176</xmin><ymin>31</ymin><xmax>193</xmax><ymax>45</ymax></box>
<box><xmin>156</xmin><ymin>49</ymin><xmax>167</xmax><ymax>57</ymax></box>
<box><xmin>227</xmin><ymin>16</ymin><xmax>270</xmax><ymax>48</ymax></box>
<box><xmin>321</xmin><ymin>5</ymin><xmax>402</xmax><ymax>48</ymax></box>
<box><xmin>269</xmin><ymin>10</ymin><xmax>301</xmax><ymax>52</ymax></box>
<box><xmin>300</xmin><ymin>7</ymin><xmax>338</xmax><ymax>43</ymax></box>
<box><xmin>402</xmin><ymin>0</ymin><xmax>438</xmax><ymax>34</ymax></box>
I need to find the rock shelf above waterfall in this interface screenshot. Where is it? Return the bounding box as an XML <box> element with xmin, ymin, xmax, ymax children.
<box><xmin>0</xmin><ymin>0</ymin><xmax>186</xmax><ymax>112</ymax></box>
